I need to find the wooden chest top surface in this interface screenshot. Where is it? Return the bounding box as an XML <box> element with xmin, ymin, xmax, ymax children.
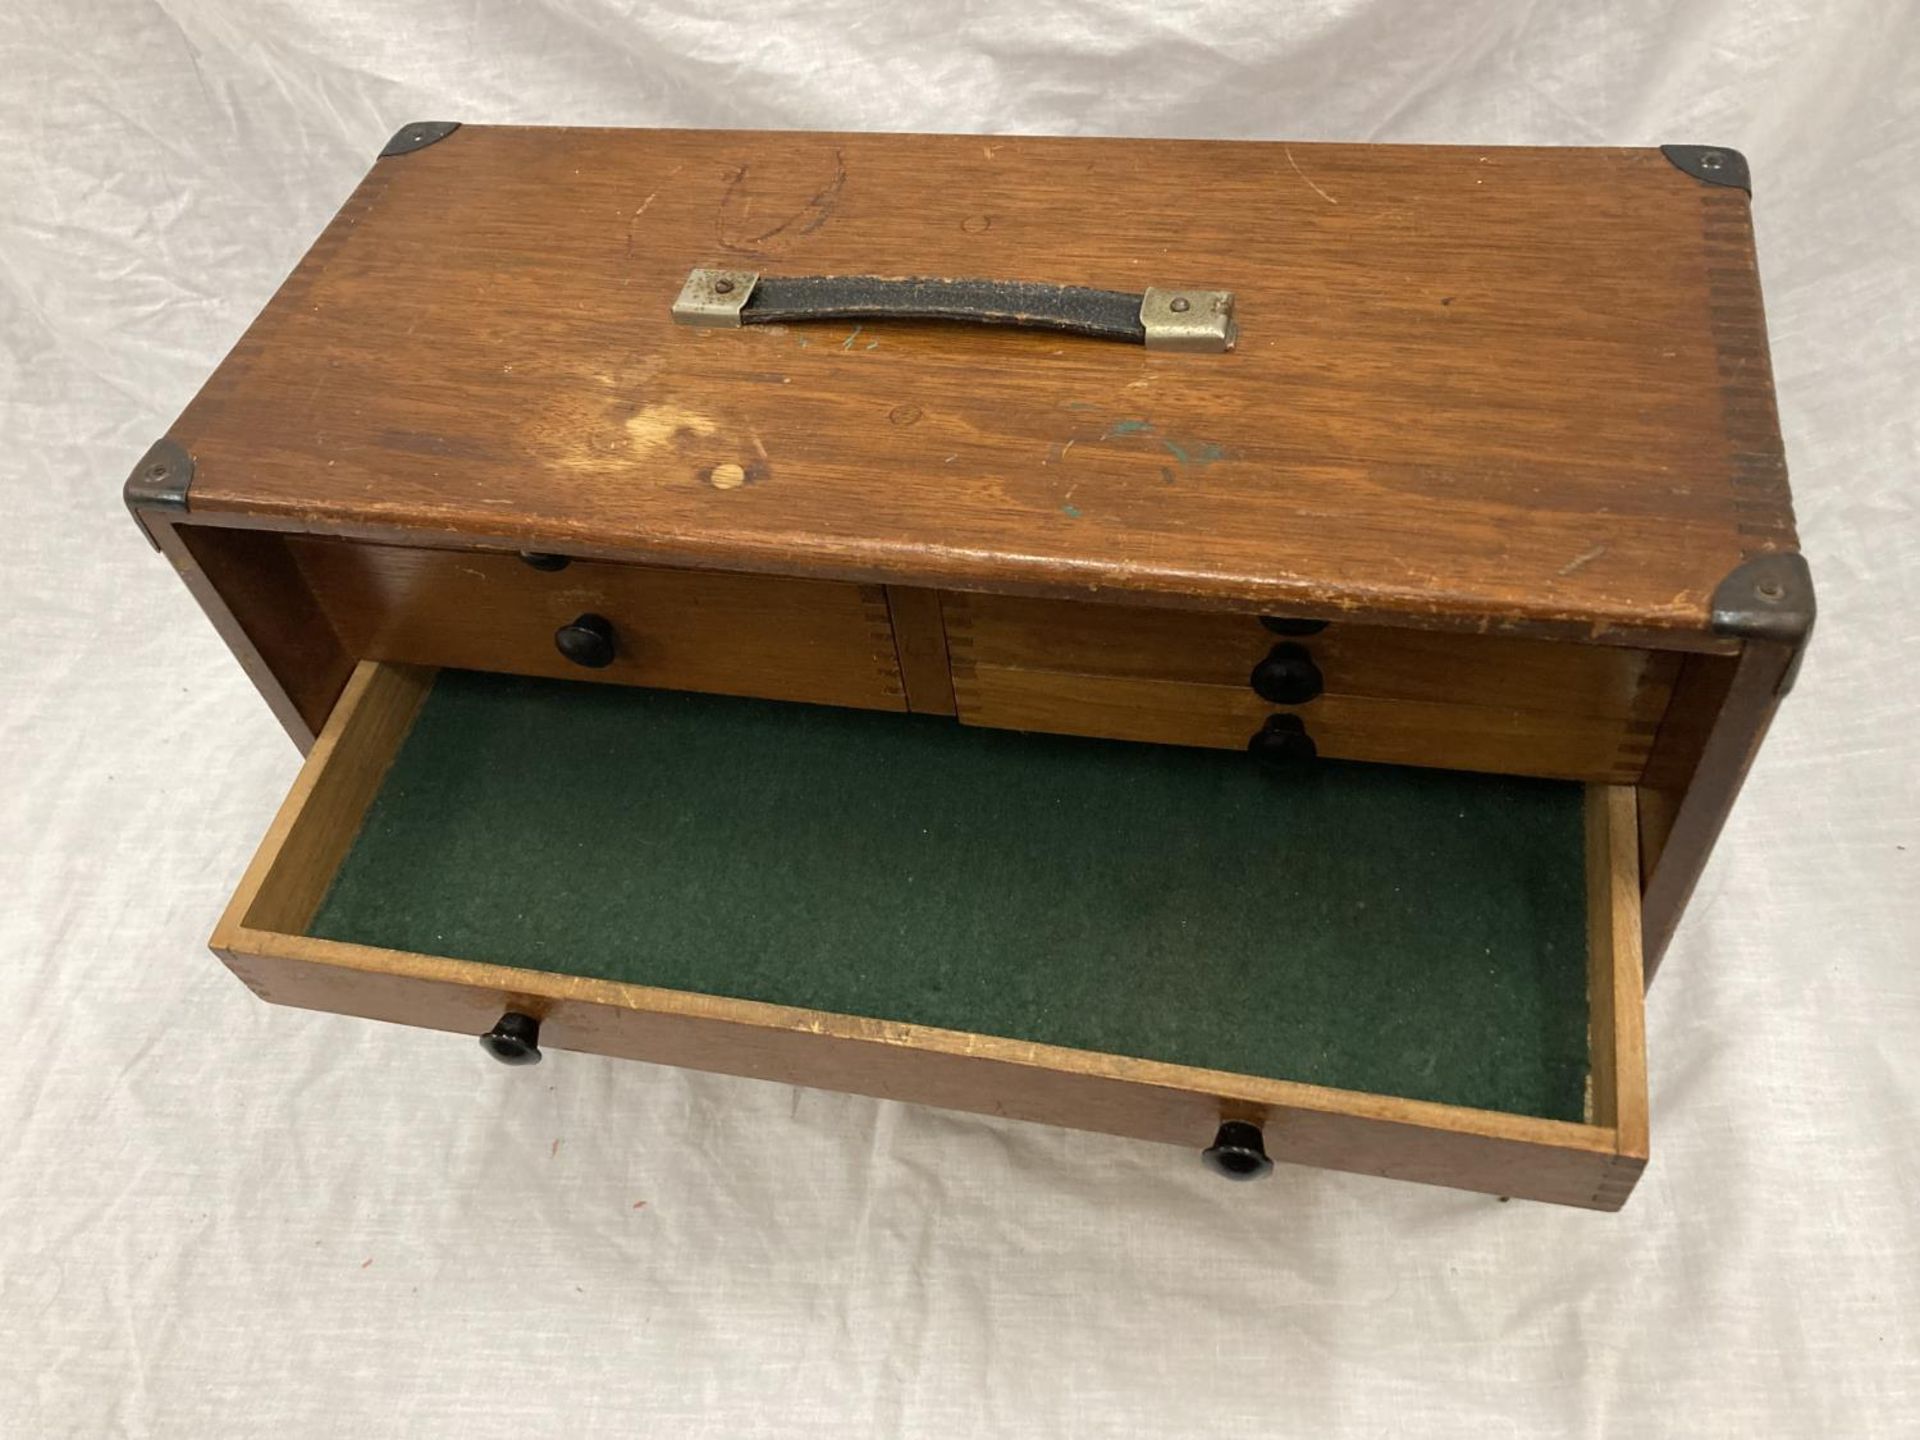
<box><xmin>169</xmin><ymin>126</ymin><xmax>1793</xmax><ymax>642</ymax></box>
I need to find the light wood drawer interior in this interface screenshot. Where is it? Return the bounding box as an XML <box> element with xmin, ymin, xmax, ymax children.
<box><xmin>283</xmin><ymin>536</ymin><xmax>906</xmax><ymax>711</ymax></box>
<box><xmin>215</xmin><ymin>661</ymin><xmax>1649</xmax><ymax>1210</ymax></box>
<box><xmin>944</xmin><ymin>593</ymin><xmax>1677</xmax><ymax>783</ymax></box>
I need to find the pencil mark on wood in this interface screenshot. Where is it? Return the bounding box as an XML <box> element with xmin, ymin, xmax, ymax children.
<box><xmin>716</xmin><ymin>147</ymin><xmax>847</xmax><ymax>257</ymax></box>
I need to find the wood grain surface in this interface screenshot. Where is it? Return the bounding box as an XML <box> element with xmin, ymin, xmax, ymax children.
<box><xmin>164</xmin><ymin>127</ymin><xmax>1794</xmax><ymax>644</ymax></box>
<box><xmin>951</xmin><ymin>665</ymin><xmax>1656</xmax><ymax>782</ymax></box>
<box><xmin>213</xmin><ymin>662</ymin><xmax>1649</xmax><ymax>1209</ymax></box>
<box><xmin>883</xmin><ymin>585</ymin><xmax>957</xmax><ymax>714</ymax></box>
<box><xmin>217</xmin><ymin>661</ymin><xmax>433</xmax><ymax>937</ymax></box>
<box><xmin>284</xmin><ymin>536</ymin><xmax>906</xmax><ymax>711</ymax></box>
<box><xmin>1637</xmin><ymin>639</ymin><xmax>1799</xmax><ymax>977</ymax></box>
<box><xmin>944</xmin><ymin>591</ymin><xmax>1678</xmax><ymax>716</ymax></box>
<box><xmin>165</xmin><ymin>521</ymin><xmax>352</xmax><ymax>747</ymax></box>
<box><xmin>1585</xmin><ymin>783</ymin><xmax>1649</xmax><ymax>1205</ymax></box>
<box><xmin>943</xmin><ymin>590</ymin><xmax>1673</xmax><ymax>779</ymax></box>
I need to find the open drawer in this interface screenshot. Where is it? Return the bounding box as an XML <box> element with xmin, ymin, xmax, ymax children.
<box><xmin>214</xmin><ymin>662</ymin><xmax>1649</xmax><ymax>1210</ymax></box>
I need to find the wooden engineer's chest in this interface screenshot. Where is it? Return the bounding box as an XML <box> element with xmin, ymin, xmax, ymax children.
<box><xmin>127</xmin><ymin>124</ymin><xmax>1812</xmax><ymax>1209</ymax></box>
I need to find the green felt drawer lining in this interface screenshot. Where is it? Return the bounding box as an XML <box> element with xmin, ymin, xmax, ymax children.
<box><xmin>308</xmin><ymin>670</ymin><xmax>1594</xmax><ymax>1122</ymax></box>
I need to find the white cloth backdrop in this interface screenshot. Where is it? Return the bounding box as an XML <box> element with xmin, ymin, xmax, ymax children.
<box><xmin>3</xmin><ymin>2</ymin><xmax>1916</xmax><ymax>1434</ymax></box>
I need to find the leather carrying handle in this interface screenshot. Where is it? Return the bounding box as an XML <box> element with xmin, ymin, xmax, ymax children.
<box><xmin>671</xmin><ymin>269</ymin><xmax>1235</xmax><ymax>352</ymax></box>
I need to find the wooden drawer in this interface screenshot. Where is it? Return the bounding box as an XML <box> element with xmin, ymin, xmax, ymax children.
<box><xmin>214</xmin><ymin>661</ymin><xmax>1649</xmax><ymax>1210</ymax></box>
<box><xmin>944</xmin><ymin>594</ymin><xmax>1677</xmax><ymax>783</ymax></box>
<box><xmin>283</xmin><ymin>537</ymin><xmax>906</xmax><ymax>711</ymax></box>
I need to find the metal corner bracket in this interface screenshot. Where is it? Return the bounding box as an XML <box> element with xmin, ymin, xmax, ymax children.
<box><xmin>381</xmin><ymin>121</ymin><xmax>461</xmax><ymax>158</ymax></box>
<box><xmin>1711</xmin><ymin>551</ymin><xmax>1815</xmax><ymax>692</ymax></box>
<box><xmin>1660</xmin><ymin>145</ymin><xmax>1751</xmax><ymax>194</ymax></box>
<box><xmin>123</xmin><ymin>437</ymin><xmax>194</xmax><ymax>551</ymax></box>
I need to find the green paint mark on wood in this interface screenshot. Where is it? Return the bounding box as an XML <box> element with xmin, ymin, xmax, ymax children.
<box><xmin>1161</xmin><ymin>437</ymin><xmax>1229</xmax><ymax>468</ymax></box>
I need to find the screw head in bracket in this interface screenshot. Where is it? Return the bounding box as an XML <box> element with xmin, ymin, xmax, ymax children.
<box><xmin>379</xmin><ymin>120</ymin><xmax>462</xmax><ymax>158</ymax></box>
<box><xmin>123</xmin><ymin>435</ymin><xmax>195</xmax><ymax>550</ymax></box>
<box><xmin>1139</xmin><ymin>287</ymin><xmax>1236</xmax><ymax>352</ymax></box>
<box><xmin>1709</xmin><ymin>551</ymin><xmax>1815</xmax><ymax>649</ymax></box>
<box><xmin>1659</xmin><ymin>144</ymin><xmax>1752</xmax><ymax>193</ymax></box>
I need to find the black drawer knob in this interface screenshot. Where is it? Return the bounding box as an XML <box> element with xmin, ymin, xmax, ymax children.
<box><xmin>1203</xmin><ymin>1120</ymin><xmax>1273</xmax><ymax>1180</ymax></box>
<box><xmin>519</xmin><ymin>551</ymin><xmax>571</xmax><ymax>572</ymax></box>
<box><xmin>481</xmin><ymin>1012</ymin><xmax>543</xmax><ymax>1065</ymax></box>
<box><xmin>555</xmin><ymin>613</ymin><xmax>616</xmax><ymax>668</ymax></box>
<box><xmin>1247</xmin><ymin>714</ymin><xmax>1317</xmax><ymax>766</ymax></box>
<box><xmin>1259</xmin><ymin>615</ymin><xmax>1328</xmax><ymax>637</ymax></box>
<box><xmin>1250</xmin><ymin>642</ymin><xmax>1324</xmax><ymax>705</ymax></box>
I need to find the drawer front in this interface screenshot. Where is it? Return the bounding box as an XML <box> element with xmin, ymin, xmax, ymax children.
<box><xmin>284</xmin><ymin>537</ymin><xmax>906</xmax><ymax>711</ymax></box>
<box><xmin>213</xmin><ymin>662</ymin><xmax>1648</xmax><ymax>1211</ymax></box>
<box><xmin>944</xmin><ymin>593</ymin><xmax>1675</xmax><ymax>782</ymax></box>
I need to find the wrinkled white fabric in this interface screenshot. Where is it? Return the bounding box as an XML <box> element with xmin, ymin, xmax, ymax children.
<box><xmin>2</xmin><ymin>2</ymin><xmax>1916</xmax><ymax>1434</ymax></box>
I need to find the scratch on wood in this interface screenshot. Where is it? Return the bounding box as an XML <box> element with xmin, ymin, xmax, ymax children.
<box><xmin>623</xmin><ymin>191</ymin><xmax>661</xmax><ymax>275</ymax></box>
<box><xmin>1558</xmin><ymin>544</ymin><xmax>1608</xmax><ymax>577</ymax></box>
<box><xmin>1285</xmin><ymin>147</ymin><xmax>1338</xmax><ymax>205</ymax></box>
